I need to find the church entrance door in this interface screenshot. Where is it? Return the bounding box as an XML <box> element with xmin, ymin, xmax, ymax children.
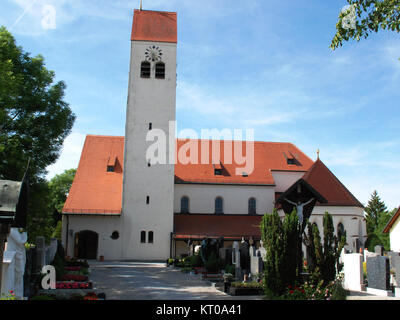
<box><xmin>76</xmin><ymin>230</ymin><xmax>98</xmax><ymax>259</ymax></box>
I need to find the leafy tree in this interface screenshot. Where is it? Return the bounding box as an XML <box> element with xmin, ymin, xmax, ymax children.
<box><xmin>364</xmin><ymin>190</ymin><xmax>388</xmax><ymax>234</ymax></box>
<box><xmin>0</xmin><ymin>27</ymin><xmax>75</xmax><ymax>242</ymax></box>
<box><xmin>48</xmin><ymin>168</ymin><xmax>76</xmax><ymax>213</ymax></box>
<box><xmin>365</xmin><ymin>208</ymin><xmax>393</xmax><ymax>250</ymax></box>
<box><xmin>25</xmin><ymin>181</ymin><xmax>54</xmax><ymax>243</ymax></box>
<box><xmin>0</xmin><ymin>26</ymin><xmax>75</xmax><ymax>181</ymax></box>
<box><xmin>331</xmin><ymin>1</ymin><xmax>400</xmax><ymax>51</ymax></box>
<box><xmin>376</xmin><ymin>208</ymin><xmax>394</xmax><ymax>250</ymax></box>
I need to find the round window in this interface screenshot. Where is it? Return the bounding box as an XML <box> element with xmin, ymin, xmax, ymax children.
<box><xmin>111</xmin><ymin>231</ymin><xmax>119</xmax><ymax>240</ymax></box>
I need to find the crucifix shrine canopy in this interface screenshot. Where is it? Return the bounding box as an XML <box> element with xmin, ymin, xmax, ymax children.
<box><xmin>275</xmin><ymin>178</ymin><xmax>327</xmax><ymax>223</ymax></box>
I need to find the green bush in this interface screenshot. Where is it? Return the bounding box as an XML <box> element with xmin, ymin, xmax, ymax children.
<box><xmin>205</xmin><ymin>252</ymin><xmax>219</xmax><ymax>272</ymax></box>
<box><xmin>52</xmin><ymin>221</ymin><xmax>62</xmax><ymax>240</ymax></box>
<box><xmin>330</xmin><ymin>279</ymin><xmax>349</xmax><ymax>300</ymax></box>
<box><xmin>225</xmin><ymin>264</ymin><xmax>235</xmax><ymax>276</ymax></box>
<box><xmin>182</xmin><ymin>254</ymin><xmax>203</xmax><ymax>268</ymax></box>
<box><xmin>231</xmin><ymin>281</ymin><xmax>263</xmax><ymax>289</ymax></box>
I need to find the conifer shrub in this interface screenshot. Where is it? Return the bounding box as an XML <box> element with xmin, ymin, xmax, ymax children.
<box><xmin>261</xmin><ymin>209</ymin><xmax>301</xmax><ymax>297</ymax></box>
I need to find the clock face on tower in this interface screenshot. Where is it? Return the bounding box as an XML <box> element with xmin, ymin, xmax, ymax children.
<box><xmin>145</xmin><ymin>45</ymin><xmax>163</xmax><ymax>62</ymax></box>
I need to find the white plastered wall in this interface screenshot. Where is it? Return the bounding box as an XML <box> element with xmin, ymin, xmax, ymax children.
<box><xmin>271</xmin><ymin>171</ymin><xmax>306</xmax><ymax>193</ymax></box>
<box><xmin>390</xmin><ymin>219</ymin><xmax>400</xmax><ymax>252</ymax></box>
<box><xmin>174</xmin><ymin>184</ymin><xmax>275</xmax><ymax>215</ymax></box>
<box><xmin>62</xmin><ymin>215</ymin><xmax>123</xmax><ymax>260</ymax></box>
<box><xmin>307</xmin><ymin>206</ymin><xmax>367</xmax><ymax>252</ymax></box>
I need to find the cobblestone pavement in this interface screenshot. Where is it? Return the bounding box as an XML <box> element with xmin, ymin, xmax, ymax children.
<box><xmin>89</xmin><ymin>261</ymin><xmax>262</xmax><ymax>300</ymax></box>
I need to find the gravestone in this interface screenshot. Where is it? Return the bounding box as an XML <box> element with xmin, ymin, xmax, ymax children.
<box><xmin>374</xmin><ymin>245</ymin><xmax>384</xmax><ymax>256</ymax></box>
<box><xmin>392</xmin><ymin>256</ymin><xmax>400</xmax><ymax>288</ymax></box>
<box><xmin>239</xmin><ymin>240</ymin><xmax>250</xmax><ymax>274</ymax></box>
<box><xmin>366</xmin><ymin>255</ymin><xmax>390</xmax><ymax>291</ymax></box>
<box><xmin>386</xmin><ymin>251</ymin><xmax>400</xmax><ymax>271</ymax></box>
<box><xmin>232</xmin><ymin>242</ymin><xmax>241</xmax><ymax>280</ymax></box>
<box><xmin>249</xmin><ymin>246</ymin><xmax>264</xmax><ymax>276</ymax></box>
<box><xmin>36</xmin><ymin>236</ymin><xmax>46</xmax><ymax>271</ymax></box>
<box><xmin>343</xmin><ymin>253</ymin><xmax>364</xmax><ymax>291</ymax></box>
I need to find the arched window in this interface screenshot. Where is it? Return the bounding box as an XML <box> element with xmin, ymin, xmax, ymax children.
<box><xmin>337</xmin><ymin>223</ymin><xmax>346</xmax><ymax>241</ymax></box>
<box><xmin>181</xmin><ymin>196</ymin><xmax>189</xmax><ymax>214</ymax></box>
<box><xmin>248</xmin><ymin>198</ymin><xmax>256</xmax><ymax>215</ymax></box>
<box><xmin>140</xmin><ymin>61</ymin><xmax>151</xmax><ymax>78</ymax></box>
<box><xmin>140</xmin><ymin>231</ymin><xmax>146</xmax><ymax>243</ymax></box>
<box><xmin>215</xmin><ymin>197</ymin><xmax>224</xmax><ymax>215</ymax></box>
<box><xmin>148</xmin><ymin>231</ymin><xmax>154</xmax><ymax>244</ymax></box>
<box><xmin>155</xmin><ymin>62</ymin><xmax>165</xmax><ymax>79</ymax></box>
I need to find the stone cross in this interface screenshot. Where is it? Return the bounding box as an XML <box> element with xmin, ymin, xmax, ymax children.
<box><xmin>36</xmin><ymin>236</ymin><xmax>46</xmax><ymax>271</ymax></box>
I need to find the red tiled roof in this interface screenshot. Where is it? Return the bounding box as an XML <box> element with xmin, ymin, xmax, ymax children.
<box><xmin>383</xmin><ymin>207</ymin><xmax>400</xmax><ymax>234</ymax></box>
<box><xmin>62</xmin><ymin>135</ymin><xmax>124</xmax><ymax>215</ymax></box>
<box><xmin>175</xmin><ymin>140</ymin><xmax>314</xmax><ymax>185</ymax></box>
<box><xmin>302</xmin><ymin>159</ymin><xmax>363</xmax><ymax>208</ymax></box>
<box><xmin>61</xmin><ymin>136</ymin><xmax>314</xmax><ymax>214</ymax></box>
<box><xmin>131</xmin><ymin>10</ymin><xmax>177</xmax><ymax>43</ymax></box>
<box><xmin>174</xmin><ymin>214</ymin><xmax>263</xmax><ymax>239</ymax></box>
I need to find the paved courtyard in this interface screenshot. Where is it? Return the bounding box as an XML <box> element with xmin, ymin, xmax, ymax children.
<box><xmin>89</xmin><ymin>261</ymin><xmax>400</xmax><ymax>300</ymax></box>
<box><xmin>89</xmin><ymin>261</ymin><xmax>261</xmax><ymax>300</ymax></box>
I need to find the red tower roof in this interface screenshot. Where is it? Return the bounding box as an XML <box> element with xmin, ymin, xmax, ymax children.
<box><xmin>131</xmin><ymin>10</ymin><xmax>177</xmax><ymax>43</ymax></box>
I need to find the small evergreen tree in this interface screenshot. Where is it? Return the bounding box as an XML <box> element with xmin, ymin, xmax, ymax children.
<box><xmin>365</xmin><ymin>190</ymin><xmax>387</xmax><ymax>234</ymax></box>
<box><xmin>261</xmin><ymin>210</ymin><xmax>285</xmax><ymax>296</ymax></box>
<box><xmin>304</xmin><ymin>212</ymin><xmax>346</xmax><ymax>285</ymax></box>
<box><xmin>261</xmin><ymin>209</ymin><xmax>301</xmax><ymax>297</ymax></box>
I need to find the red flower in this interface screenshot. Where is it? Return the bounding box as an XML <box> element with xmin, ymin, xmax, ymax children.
<box><xmin>289</xmin><ymin>290</ymin><xmax>294</xmax><ymax>294</ymax></box>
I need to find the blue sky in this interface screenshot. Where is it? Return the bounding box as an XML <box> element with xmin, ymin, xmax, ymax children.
<box><xmin>1</xmin><ymin>0</ymin><xmax>399</xmax><ymax>210</ymax></box>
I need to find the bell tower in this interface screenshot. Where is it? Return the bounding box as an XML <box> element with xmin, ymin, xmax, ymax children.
<box><xmin>121</xmin><ymin>9</ymin><xmax>177</xmax><ymax>260</ymax></box>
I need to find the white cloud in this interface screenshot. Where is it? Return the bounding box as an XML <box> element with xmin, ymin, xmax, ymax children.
<box><xmin>46</xmin><ymin>131</ymin><xmax>86</xmax><ymax>179</ymax></box>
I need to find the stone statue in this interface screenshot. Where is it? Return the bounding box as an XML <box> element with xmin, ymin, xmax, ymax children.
<box><xmin>6</xmin><ymin>228</ymin><xmax>27</xmax><ymax>298</ymax></box>
<box><xmin>284</xmin><ymin>198</ymin><xmax>315</xmax><ymax>225</ymax></box>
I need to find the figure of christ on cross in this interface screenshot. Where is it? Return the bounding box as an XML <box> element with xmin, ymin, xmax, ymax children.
<box><xmin>284</xmin><ymin>198</ymin><xmax>315</xmax><ymax>226</ymax></box>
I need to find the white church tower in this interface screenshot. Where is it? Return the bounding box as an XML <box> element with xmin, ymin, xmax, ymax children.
<box><xmin>121</xmin><ymin>9</ymin><xmax>177</xmax><ymax>260</ymax></box>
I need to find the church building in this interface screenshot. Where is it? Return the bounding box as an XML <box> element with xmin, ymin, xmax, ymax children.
<box><xmin>61</xmin><ymin>9</ymin><xmax>367</xmax><ymax>261</ymax></box>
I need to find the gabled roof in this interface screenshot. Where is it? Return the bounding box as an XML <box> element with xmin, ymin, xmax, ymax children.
<box><xmin>383</xmin><ymin>207</ymin><xmax>400</xmax><ymax>234</ymax></box>
<box><xmin>175</xmin><ymin>140</ymin><xmax>314</xmax><ymax>185</ymax></box>
<box><xmin>61</xmin><ymin>136</ymin><xmax>333</xmax><ymax>215</ymax></box>
<box><xmin>302</xmin><ymin>159</ymin><xmax>364</xmax><ymax>208</ymax></box>
<box><xmin>174</xmin><ymin>214</ymin><xmax>263</xmax><ymax>239</ymax></box>
<box><xmin>131</xmin><ymin>10</ymin><xmax>177</xmax><ymax>43</ymax></box>
<box><xmin>62</xmin><ymin>135</ymin><xmax>124</xmax><ymax>215</ymax></box>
